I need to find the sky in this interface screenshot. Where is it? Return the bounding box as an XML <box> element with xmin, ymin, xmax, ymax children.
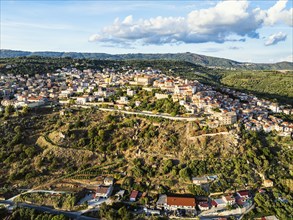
<box><xmin>1</xmin><ymin>0</ymin><xmax>292</xmax><ymax>63</ymax></box>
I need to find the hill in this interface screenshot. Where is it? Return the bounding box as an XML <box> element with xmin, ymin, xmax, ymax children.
<box><xmin>1</xmin><ymin>49</ymin><xmax>292</xmax><ymax>70</ymax></box>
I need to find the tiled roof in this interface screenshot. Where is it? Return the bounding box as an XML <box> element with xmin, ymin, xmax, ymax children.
<box><xmin>96</xmin><ymin>186</ymin><xmax>109</xmax><ymax>194</ymax></box>
<box><xmin>130</xmin><ymin>190</ymin><xmax>139</xmax><ymax>199</ymax></box>
<box><xmin>166</xmin><ymin>196</ymin><xmax>196</xmax><ymax>207</ymax></box>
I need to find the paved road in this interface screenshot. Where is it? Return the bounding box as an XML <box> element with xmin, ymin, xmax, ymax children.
<box><xmin>16</xmin><ymin>203</ymin><xmax>97</xmax><ymax>220</ymax></box>
<box><xmin>2</xmin><ymin>189</ymin><xmax>99</xmax><ymax>220</ymax></box>
<box><xmin>0</xmin><ymin>200</ymin><xmax>97</xmax><ymax>220</ymax></box>
<box><xmin>239</xmin><ymin>204</ymin><xmax>255</xmax><ymax>220</ymax></box>
<box><xmin>8</xmin><ymin>190</ymin><xmax>67</xmax><ymax>202</ymax></box>
<box><xmin>97</xmin><ymin>107</ymin><xmax>203</xmax><ymax>121</ymax></box>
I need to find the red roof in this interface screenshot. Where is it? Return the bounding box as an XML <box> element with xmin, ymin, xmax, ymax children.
<box><xmin>198</xmin><ymin>202</ymin><xmax>209</xmax><ymax>207</ymax></box>
<box><xmin>211</xmin><ymin>200</ymin><xmax>217</xmax><ymax>207</ymax></box>
<box><xmin>96</xmin><ymin>186</ymin><xmax>109</xmax><ymax>194</ymax></box>
<box><xmin>130</xmin><ymin>190</ymin><xmax>139</xmax><ymax>199</ymax></box>
<box><xmin>236</xmin><ymin>198</ymin><xmax>245</xmax><ymax>205</ymax></box>
<box><xmin>237</xmin><ymin>190</ymin><xmax>249</xmax><ymax>197</ymax></box>
<box><xmin>224</xmin><ymin>195</ymin><xmax>235</xmax><ymax>201</ymax></box>
<box><xmin>167</xmin><ymin>196</ymin><xmax>196</xmax><ymax>207</ymax></box>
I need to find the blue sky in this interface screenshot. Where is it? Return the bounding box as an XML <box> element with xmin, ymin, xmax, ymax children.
<box><xmin>1</xmin><ymin>0</ymin><xmax>292</xmax><ymax>63</ymax></box>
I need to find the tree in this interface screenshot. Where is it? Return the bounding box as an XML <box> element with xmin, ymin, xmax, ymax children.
<box><xmin>179</xmin><ymin>167</ymin><xmax>190</xmax><ymax>181</ymax></box>
<box><xmin>22</xmin><ymin>105</ymin><xmax>29</xmax><ymax>115</ymax></box>
<box><xmin>118</xmin><ymin>206</ymin><xmax>132</xmax><ymax>220</ymax></box>
<box><xmin>4</xmin><ymin>105</ymin><xmax>14</xmax><ymax>118</ymax></box>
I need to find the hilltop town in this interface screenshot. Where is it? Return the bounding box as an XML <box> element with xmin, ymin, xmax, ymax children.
<box><xmin>1</xmin><ymin>65</ymin><xmax>292</xmax><ymax>136</ymax></box>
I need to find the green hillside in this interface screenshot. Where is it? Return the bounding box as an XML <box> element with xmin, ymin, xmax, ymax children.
<box><xmin>1</xmin><ymin>49</ymin><xmax>292</xmax><ymax>70</ymax></box>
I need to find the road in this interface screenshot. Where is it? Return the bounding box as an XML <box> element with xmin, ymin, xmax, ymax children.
<box><xmin>15</xmin><ymin>203</ymin><xmax>97</xmax><ymax>220</ymax></box>
<box><xmin>7</xmin><ymin>190</ymin><xmax>67</xmax><ymax>202</ymax></box>
<box><xmin>239</xmin><ymin>204</ymin><xmax>255</xmax><ymax>220</ymax></box>
<box><xmin>2</xmin><ymin>189</ymin><xmax>100</xmax><ymax>220</ymax></box>
<box><xmin>74</xmin><ymin>105</ymin><xmax>203</xmax><ymax>121</ymax></box>
<box><xmin>0</xmin><ymin>200</ymin><xmax>97</xmax><ymax>220</ymax></box>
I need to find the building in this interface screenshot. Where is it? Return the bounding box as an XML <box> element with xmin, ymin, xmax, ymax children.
<box><xmin>95</xmin><ymin>185</ymin><xmax>113</xmax><ymax>198</ymax></box>
<box><xmin>222</xmin><ymin>195</ymin><xmax>235</xmax><ymax>205</ymax></box>
<box><xmin>236</xmin><ymin>190</ymin><xmax>250</xmax><ymax>201</ymax></box>
<box><xmin>212</xmin><ymin>198</ymin><xmax>226</xmax><ymax>208</ymax></box>
<box><xmin>263</xmin><ymin>179</ymin><xmax>274</xmax><ymax>187</ymax></box>
<box><xmin>127</xmin><ymin>89</ymin><xmax>136</xmax><ymax>97</ymax></box>
<box><xmin>219</xmin><ymin>112</ymin><xmax>237</xmax><ymax>125</ymax></box>
<box><xmin>130</xmin><ymin>190</ymin><xmax>139</xmax><ymax>202</ymax></box>
<box><xmin>155</xmin><ymin>93</ymin><xmax>169</xmax><ymax>100</ymax></box>
<box><xmin>76</xmin><ymin>96</ymin><xmax>88</xmax><ymax>105</ymax></box>
<box><xmin>104</xmin><ymin>176</ymin><xmax>114</xmax><ymax>186</ymax></box>
<box><xmin>164</xmin><ymin>196</ymin><xmax>196</xmax><ymax>210</ymax></box>
<box><xmin>198</xmin><ymin>202</ymin><xmax>210</xmax><ymax>211</ymax></box>
<box><xmin>119</xmin><ymin>96</ymin><xmax>129</xmax><ymax>104</ymax></box>
<box><xmin>143</xmin><ymin>208</ymin><xmax>161</xmax><ymax>216</ymax></box>
<box><xmin>133</xmin><ymin>76</ymin><xmax>153</xmax><ymax>86</ymax></box>
<box><xmin>192</xmin><ymin>177</ymin><xmax>209</xmax><ymax>185</ymax></box>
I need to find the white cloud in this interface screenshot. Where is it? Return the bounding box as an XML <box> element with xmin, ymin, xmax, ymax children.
<box><xmin>89</xmin><ymin>0</ymin><xmax>292</xmax><ymax>46</ymax></box>
<box><xmin>262</xmin><ymin>0</ymin><xmax>293</xmax><ymax>26</ymax></box>
<box><xmin>265</xmin><ymin>32</ymin><xmax>287</xmax><ymax>46</ymax></box>
<box><xmin>122</xmin><ymin>15</ymin><xmax>133</xmax><ymax>25</ymax></box>
<box><xmin>88</xmin><ymin>34</ymin><xmax>103</xmax><ymax>42</ymax></box>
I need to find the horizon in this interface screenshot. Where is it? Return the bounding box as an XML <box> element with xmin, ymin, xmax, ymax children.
<box><xmin>1</xmin><ymin>48</ymin><xmax>293</xmax><ymax>64</ymax></box>
<box><xmin>1</xmin><ymin>0</ymin><xmax>292</xmax><ymax>63</ymax></box>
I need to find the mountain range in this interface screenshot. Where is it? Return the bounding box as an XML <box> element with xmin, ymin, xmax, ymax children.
<box><xmin>1</xmin><ymin>49</ymin><xmax>292</xmax><ymax>70</ymax></box>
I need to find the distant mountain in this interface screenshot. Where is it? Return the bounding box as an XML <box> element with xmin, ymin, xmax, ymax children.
<box><xmin>1</xmin><ymin>49</ymin><xmax>292</xmax><ymax>70</ymax></box>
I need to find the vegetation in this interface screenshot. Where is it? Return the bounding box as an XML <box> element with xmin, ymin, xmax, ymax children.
<box><xmin>219</xmin><ymin>70</ymin><xmax>293</xmax><ymax>105</ymax></box>
<box><xmin>1</xmin><ymin>49</ymin><xmax>292</xmax><ymax>70</ymax></box>
<box><xmin>15</xmin><ymin>192</ymin><xmax>78</xmax><ymax>210</ymax></box>
<box><xmin>8</xmin><ymin>207</ymin><xmax>68</xmax><ymax>220</ymax></box>
<box><xmin>243</xmin><ymin>188</ymin><xmax>293</xmax><ymax>219</ymax></box>
<box><xmin>0</xmin><ymin>57</ymin><xmax>292</xmax><ymax>219</ymax></box>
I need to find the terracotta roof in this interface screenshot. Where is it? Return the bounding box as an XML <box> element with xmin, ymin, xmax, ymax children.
<box><xmin>130</xmin><ymin>190</ymin><xmax>139</xmax><ymax>199</ymax></box>
<box><xmin>211</xmin><ymin>200</ymin><xmax>217</xmax><ymax>206</ymax></box>
<box><xmin>237</xmin><ymin>190</ymin><xmax>249</xmax><ymax>197</ymax></box>
<box><xmin>166</xmin><ymin>196</ymin><xmax>196</xmax><ymax>207</ymax></box>
<box><xmin>224</xmin><ymin>195</ymin><xmax>235</xmax><ymax>201</ymax></box>
<box><xmin>96</xmin><ymin>186</ymin><xmax>109</xmax><ymax>194</ymax></box>
<box><xmin>198</xmin><ymin>202</ymin><xmax>209</xmax><ymax>207</ymax></box>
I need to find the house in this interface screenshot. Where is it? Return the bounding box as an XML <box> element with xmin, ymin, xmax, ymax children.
<box><xmin>192</xmin><ymin>177</ymin><xmax>209</xmax><ymax>185</ymax></box>
<box><xmin>222</xmin><ymin>194</ymin><xmax>235</xmax><ymax>205</ymax></box>
<box><xmin>143</xmin><ymin>208</ymin><xmax>160</xmax><ymax>216</ymax></box>
<box><xmin>97</xmin><ymin>97</ymin><xmax>104</xmax><ymax>102</ymax></box>
<box><xmin>211</xmin><ymin>200</ymin><xmax>218</xmax><ymax>208</ymax></box>
<box><xmin>115</xmin><ymin>190</ymin><xmax>125</xmax><ymax>200</ymax></box>
<box><xmin>95</xmin><ymin>184</ymin><xmax>113</xmax><ymax>198</ymax></box>
<box><xmin>236</xmin><ymin>190</ymin><xmax>250</xmax><ymax>201</ymax></box>
<box><xmin>119</xmin><ymin>96</ymin><xmax>128</xmax><ymax>103</ymax></box>
<box><xmin>134</xmin><ymin>76</ymin><xmax>153</xmax><ymax>86</ymax></box>
<box><xmin>263</xmin><ymin>179</ymin><xmax>274</xmax><ymax>187</ymax></box>
<box><xmin>198</xmin><ymin>202</ymin><xmax>209</xmax><ymax>211</ymax></box>
<box><xmin>164</xmin><ymin>196</ymin><xmax>196</xmax><ymax>210</ymax></box>
<box><xmin>219</xmin><ymin>112</ymin><xmax>237</xmax><ymax>125</ymax></box>
<box><xmin>127</xmin><ymin>89</ymin><xmax>136</xmax><ymax>97</ymax></box>
<box><xmin>213</xmin><ymin>198</ymin><xmax>226</xmax><ymax>208</ymax></box>
<box><xmin>104</xmin><ymin>176</ymin><xmax>114</xmax><ymax>186</ymax></box>
<box><xmin>207</xmin><ymin>175</ymin><xmax>218</xmax><ymax>181</ymax></box>
<box><xmin>76</xmin><ymin>96</ymin><xmax>88</xmax><ymax>105</ymax></box>
<box><xmin>155</xmin><ymin>93</ymin><xmax>169</xmax><ymax>100</ymax></box>
<box><xmin>130</xmin><ymin>190</ymin><xmax>139</xmax><ymax>202</ymax></box>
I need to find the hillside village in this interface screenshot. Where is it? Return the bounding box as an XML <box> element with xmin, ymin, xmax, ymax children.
<box><xmin>0</xmin><ymin>65</ymin><xmax>292</xmax><ymax>137</ymax></box>
<box><xmin>0</xmin><ymin>63</ymin><xmax>292</xmax><ymax>220</ymax></box>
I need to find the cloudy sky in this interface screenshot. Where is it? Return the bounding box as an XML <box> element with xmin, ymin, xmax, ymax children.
<box><xmin>1</xmin><ymin>0</ymin><xmax>292</xmax><ymax>63</ymax></box>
